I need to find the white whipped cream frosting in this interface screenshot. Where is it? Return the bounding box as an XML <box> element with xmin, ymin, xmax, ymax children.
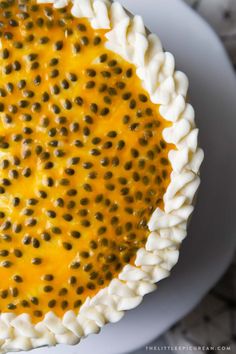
<box><xmin>0</xmin><ymin>1</ymin><xmax>204</xmax><ymax>352</ymax></box>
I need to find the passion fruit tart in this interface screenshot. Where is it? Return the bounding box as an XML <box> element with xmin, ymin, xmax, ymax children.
<box><xmin>0</xmin><ymin>0</ymin><xmax>203</xmax><ymax>352</ymax></box>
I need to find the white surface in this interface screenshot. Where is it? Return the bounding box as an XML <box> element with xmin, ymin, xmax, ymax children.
<box><xmin>14</xmin><ymin>1</ymin><xmax>236</xmax><ymax>354</ymax></box>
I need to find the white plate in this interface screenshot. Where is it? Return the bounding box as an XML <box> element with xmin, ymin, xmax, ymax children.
<box><xmin>15</xmin><ymin>1</ymin><xmax>236</xmax><ymax>354</ymax></box>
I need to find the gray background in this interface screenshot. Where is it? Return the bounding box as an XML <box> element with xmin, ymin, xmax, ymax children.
<box><xmin>131</xmin><ymin>1</ymin><xmax>236</xmax><ymax>353</ymax></box>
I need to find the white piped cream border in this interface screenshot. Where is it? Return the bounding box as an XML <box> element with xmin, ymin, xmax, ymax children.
<box><xmin>0</xmin><ymin>1</ymin><xmax>204</xmax><ymax>352</ymax></box>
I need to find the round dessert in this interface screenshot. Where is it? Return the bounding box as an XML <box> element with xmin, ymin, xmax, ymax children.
<box><xmin>0</xmin><ymin>0</ymin><xmax>204</xmax><ymax>352</ymax></box>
